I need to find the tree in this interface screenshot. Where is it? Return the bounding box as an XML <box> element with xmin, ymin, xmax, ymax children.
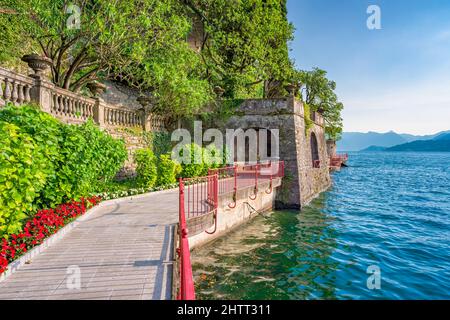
<box><xmin>295</xmin><ymin>68</ymin><xmax>344</xmax><ymax>140</ymax></box>
<box><xmin>0</xmin><ymin>0</ymin><xmax>297</xmax><ymax>120</ymax></box>
<box><xmin>182</xmin><ymin>0</ymin><xmax>294</xmax><ymax>98</ymax></box>
<box><xmin>0</xmin><ymin>0</ymin><xmax>212</xmax><ymax>121</ymax></box>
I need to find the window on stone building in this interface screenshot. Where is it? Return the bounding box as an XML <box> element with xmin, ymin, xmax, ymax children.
<box><xmin>311</xmin><ymin>132</ymin><xmax>320</xmax><ymax>168</ymax></box>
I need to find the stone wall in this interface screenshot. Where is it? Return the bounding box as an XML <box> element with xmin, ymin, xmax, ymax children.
<box><xmin>188</xmin><ymin>178</ymin><xmax>282</xmax><ymax>249</ymax></box>
<box><xmin>104</xmin><ymin>127</ymin><xmax>148</xmax><ymax>179</ymax></box>
<box><xmin>221</xmin><ymin>97</ymin><xmax>331</xmax><ymax>209</ymax></box>
<box><xmin>100</xmin><ymin>80</ymin><xmax>144</xmax><ymax>111</ymax></box>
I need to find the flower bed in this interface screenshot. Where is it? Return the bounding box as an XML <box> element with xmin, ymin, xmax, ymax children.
<box><xmin>0</xmin><ymin>196</ymin><xmax>102</xmax><ymax>275</ymax></box>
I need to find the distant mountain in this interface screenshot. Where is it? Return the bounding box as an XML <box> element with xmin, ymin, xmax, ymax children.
<box><xmin>433</xmin><ymin>132</ymin><xmax>450</xmax><ymax>141</ymax></box>
<box><xmin>337</xmin><ymin>130</ymin><xmax>450</xmax><ymax>151</ymax></box>
<box><xmin>386</xmin><ymin>139</ymin><xmax>450</xmax><ymax>152</ymax></box>
<box><xmin>360</xmin><ymin>145</ymin><xmax>387</xmax><ymax>152</ymax></box>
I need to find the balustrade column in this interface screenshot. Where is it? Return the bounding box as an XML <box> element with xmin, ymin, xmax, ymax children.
<box><xmin>30</xmin><ymin>76</ymin><xmax>54</xmax><ymax>114</ymax></box>
<box><xmin>93</xmin><ymin>97</ymin><xmax>105</xmax><ymax>128</ymax></box>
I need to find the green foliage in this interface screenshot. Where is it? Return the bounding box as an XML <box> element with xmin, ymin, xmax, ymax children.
<box><xmin>143</xmin><ymin>131</ymin><xmax>172</xmax><ymax>157</ymax></box>
<box><xmin>134</xmin><ymin>149</ymin><xmax>158</xmax><ymax>188</ymax></box>
<box><xmin>303</xmin><ymin>102</ymin><xmax>313</xmax><ymax>135</ymax></box>
<box><xmin>56</xmin><ymin>119</ymin><xmax>127</xmax><ymax>201</ymax></box>
<box><xmin>177</xmin><ymin>143</ymin><xmax>226</xmax><ymax>178</ymax></box>
<box><xmin>179</xmin><ymin>143</ymin><xmax>205</xmax><ymax>178</ymax></box>
<box><xmin>1</xmin><ymin>0</ymin><xmax>295</xmax><ymax>120</ymax></box>
<box><xmin>156</xmin><ymin>153</ymin><xmax>182</xmax><ymax>186</ymax></box>
<box><xmin>0</xmin><ymin>122</ymin><xmax>47</xmax><ymax>237</ymax></box>
<box><xmin>188</xmin><ymin>0</ymin><xmax>294</xmax><ymax>99</ymax></box>
<box><xmin>0</xmin><ymin>105</ymin><xmax>61</xmax><ymax>207</ymax></box>
<box><xmin>294</xmin><ymin>68</ymin><xmax>344</xmax><ymax>140</ymax></box>
<box><xmin>0</xmin><ymin>105</ymin><xmax>127</xmax><ymax>236</ymax></box>
<box><xmin>202</xmin><ymin>144</ymin><xmax>222</xmax><ymax>174</ymax></box>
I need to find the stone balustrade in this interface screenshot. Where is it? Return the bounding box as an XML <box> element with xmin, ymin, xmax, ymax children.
<box><xmin>50</xmin><ymin>86</ymin><xmax>97</xmax><ymax>124</ymax></box>
<box><xmin>0</xmin><ymin>68</ymin><xmax>34</xmax><ymax>106</ymax></box>
<box><xmin>0</xmin><ymin>66</ymin><xmax>164</xmax><ymax>131</ymax></box>
<box><xmin>104</xmin><ymin>104</ymin><xmax>142</xmax><ymax>127</ymax></box>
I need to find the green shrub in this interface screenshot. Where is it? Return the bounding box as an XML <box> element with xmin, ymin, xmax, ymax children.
<box><xmin>143</xmin><ymin>131</ymin><xmax>172</xmax><ymax>157</ymax></box>
<box><xmin>0</xmin><ymin>122</ymin><xmax>47</xmax><ymax>237</ymax></box>
<box><xmin>77</xmin><ymin>119</ymin><xmax>127</xmax><ymax>189</ymax></box>
<box><xmin>179</xmin><ymin>143</ymin><xmax>204</xmax><ymax>178</ymax></box>
<box><xmin>135</xmin><ymin>148</ymin><xmax>157</xmax><ymax>188</ymax></box>
<box><xmin>202</xmin><ymin>144</ymin><xmax>222</xmax><ymax>175</ymax></box>
<box><xmin>0</xmin><ymin>105</ymin><xmax>127</xmax><ymax>236</ymax></box>
<box><xmin>156</xmin><ymin>153</ymin><xmax>181</xmax><ymax>186</ymax></box>
<box><xmin>56</xmin><ymin>119</ymin><xmax>127</xmax><ymax>202</ymax></box>
<box><xmin>0</xmin><ymin>105</ymin><xmax>61</xmax><ymax>207</ymax></box>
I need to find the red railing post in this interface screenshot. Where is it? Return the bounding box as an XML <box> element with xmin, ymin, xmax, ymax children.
<box><xmin>233</xmin><ymin>165</ymin><xmax>237</xmax><ymax>195</ymax></box>
<box><xmin>177</xmin><ymin>178</ymin><xmax>195</xmax><ymax>300</ymax></box>
<box><xmin>255</xmin><ymin>164</ymin><xmax>259</xmax><ymax>190</ymax></box>
<box><xmin>214</xmin><ymin>173</ymin><xmax>219</xmax><ymax>211</ymax></box>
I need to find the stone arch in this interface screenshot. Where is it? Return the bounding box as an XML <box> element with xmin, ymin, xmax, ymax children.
<box><xmin>310</xmin><ymin>132</ymin><xmax>320</xmax><ymax>168</ymax></box>
<box><xmin>232</xmin><ymin>127</ymin><xmax>278</xmax><ymax>163</ymax></box>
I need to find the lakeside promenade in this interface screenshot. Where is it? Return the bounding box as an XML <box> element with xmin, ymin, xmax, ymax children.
<box><xmin>0</xmin><ymin>189</ymin><xmax>179</xmax><ymax>300</ymax></box>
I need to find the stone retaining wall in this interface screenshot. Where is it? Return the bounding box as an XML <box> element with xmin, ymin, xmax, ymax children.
<box><xmin>188</xmin><ymin>178</ymin><xmax>282</xmax><ymax>249</ymax></box>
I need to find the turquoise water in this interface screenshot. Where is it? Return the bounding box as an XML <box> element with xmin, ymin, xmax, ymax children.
<box><xmin>191</xmin><ymin>152</ymin><xmax>450</xmax><ymax>299</ymax></box>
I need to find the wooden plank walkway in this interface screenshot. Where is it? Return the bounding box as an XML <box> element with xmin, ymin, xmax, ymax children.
<box><xmin>0</xmin><ymin>189</ymin><xmax>179</xmax><ymax>300</ymax></box>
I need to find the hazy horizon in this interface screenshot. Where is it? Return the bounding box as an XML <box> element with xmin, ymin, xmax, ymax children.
<box><xmin>343</xmin><ymin>129</ymin><xmax>449</xmax><ymax>136</ymax></box>
<box><xmin>287</xmin><ymin>0</ymin><xmax>450</xmax><ymax>135</ymax></box>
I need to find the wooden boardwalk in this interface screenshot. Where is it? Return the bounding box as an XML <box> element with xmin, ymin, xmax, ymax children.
<box><xmin>0</xmin><ymin>189</ymin><xmax>179</xmax><ymax>300</ymax></box>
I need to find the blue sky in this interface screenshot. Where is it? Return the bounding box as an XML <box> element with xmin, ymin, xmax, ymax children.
<box><xmin>287</xmin><ymin>0</ymin><xmax>450</xmax><ymax>135</ymax></box>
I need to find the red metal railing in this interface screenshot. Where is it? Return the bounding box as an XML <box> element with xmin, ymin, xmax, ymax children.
<box><xmin>209</xmin><ymin>160</ymin><xmax>285</xmax><ymax>206</ymax></box>
<box><xmin>330</xmin><ymin>153</ymin><xmax>348</xmax><ymax>167</ymax></box>
<box><xmin>177</xmin><ymin>174</ymin><xmax>218</xmax><ymax>300</ymax></box>
<box><xmin>177</xmin><ymin>179</ymin><xmax>196</xmax><ymax>300</ymax></box>
<box><xmin>176</xmin><ymin>160</ymin><xmax>284</xmax><ymax>300</ymax></box>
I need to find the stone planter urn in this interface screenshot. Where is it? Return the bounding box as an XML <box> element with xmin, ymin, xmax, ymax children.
<box><xmin>214</xmin><ymin>86</ymin><xmax>225</xmax><ymax>98</ymax></box>
<box><xmin>285</xmin><ymin>83</ymin><xmax>297</xmax><ymax>97</ymax></box>
<box><xmin>87</xmin><ymin>81</ymin><xmax>107</xmax><ymax>97</ymax></box>
<box><xmin>137</xmin><ymin>94</ymin><xmax>155</xmax><ymax>113</ymax></box>
<box><xmin>21</xmin><ymin>54</ymin><xmax>53</xmax><ymax>77</ymax></box>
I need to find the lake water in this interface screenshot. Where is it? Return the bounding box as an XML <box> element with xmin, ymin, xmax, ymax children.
<box><xmin>191</xmin><ymin>152</ymin><xmax>450</xmax><ymax>299</ymax></box>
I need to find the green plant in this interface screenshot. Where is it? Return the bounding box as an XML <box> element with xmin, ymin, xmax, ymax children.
<box><xmin>156</xmin><ymin>153</ymin><xmax>182</xmax><ymax>186</ymax></box>
<box><xmin>202</xmin><ymin>144</ymin><xmax>222</xmax><ymax>175</ymax></box>
<box><xmin>179</xmin><ymin>143</ymin><xmax>204</xmax><ymax>178</ymax></box>
<box><xmin>55</xmin><ymin>119</ymin><xmax>127</xmax><ymax>203</ymax></box>
<box><xmin>0</xmin><ymin>105</ymin><xmax>61</xmax><ymax>207</ymax></box>
<box><xmin>0</xmin><ymin>104</ymin><xmax>127</xmax><ymax>205</ymax></box>
<box><xmin>303</xmin><ymin>102</ymin><xmax>313</xmax><ymax>135</ymax></box>
<box><xmin>134</xmin><ymin>148</ymin><xmax>157</xmax><ymax>188</ymax></box>
<box><xmin>143</xmin><ymin>131</ymin><xmax>172</xmax><ymax>157</ymax></box>
<box><xmin>0</xmin><ymin>122</ymin><xmax>47</xmax><ymax>237</ymax></box>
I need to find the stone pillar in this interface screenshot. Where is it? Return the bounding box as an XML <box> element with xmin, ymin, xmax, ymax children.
<box><xmin>144</xmin><ymin>114</ymin><xmax>153</xmax><ymax>132</ymax></box>
<box><xmin>30</xmin><ymin>76</ymin><xmax>54</xmax><ymax>114</ymax></box>
<box><xmin>326</xmin><ymin>139</ymin><xmax>337</xmax><ymax>157</ymax></box>
<box><xmin>93</xmin><ymin>97</ymin><xmax>105</xmax><ymax>128</ymax></box>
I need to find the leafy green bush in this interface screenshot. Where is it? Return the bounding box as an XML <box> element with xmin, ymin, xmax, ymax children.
<box><xmin>156</xmin><ymin>153</ymin><xmax>181</xmax><ymax>186</ymax></box>
<box><xmin>0</xmin><ymin>105</ymin><xmax>127</xmax><ymax>236</ymax></box>
<box><xmin>179</xmin><ymin>143</ymin><xmax>204</xmax><ymax>178</ymax></box>
<box><xmin>56</xmin><ymin>119</ymin><xmax>127</xmax><ymax>202</ymax></box>
<box><xmin>134</xmin><ymin>149</ymin><xmax>157</xmax><ymax>188</ymax></box>
<box><xmin>0</xmin><ymin>122</ymin><xmax>47</xmax><ymax>237</ymax></box>
<box><xmin>143</xmin><ymin>131</ymin><xmax>172</xmax><ymax>157</ymax></box>
<box><xmin>0</xmin><ymin>105</ymin><xmax>61</xmax><ymax>207</ymax></box>
<box><xmin>202</xmin><ymin>144</ymin><xmax>222</xmax><ymax>175</ymax></box>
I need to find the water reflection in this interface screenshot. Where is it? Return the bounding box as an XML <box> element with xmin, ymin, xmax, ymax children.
<box><xmin>192</xmin><ymin>193</ymin><xmax>341</xmax><ymax>300</ymax></box>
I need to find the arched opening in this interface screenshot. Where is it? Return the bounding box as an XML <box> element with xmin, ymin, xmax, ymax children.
<box><xmin>310</xmin><ymin>132</ymin><xmax>320</xmax><ymax>168</ymax></box>
<box><xmin>232</xmin><ymin>128</ymin><xmax>278</xmax><ymax>163</ymax></box>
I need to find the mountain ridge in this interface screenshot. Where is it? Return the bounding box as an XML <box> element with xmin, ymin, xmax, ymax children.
<box><xmin>337</xmin><ymin>130</ymin><xmax>450</xmax><ymax>151</ymax></box>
